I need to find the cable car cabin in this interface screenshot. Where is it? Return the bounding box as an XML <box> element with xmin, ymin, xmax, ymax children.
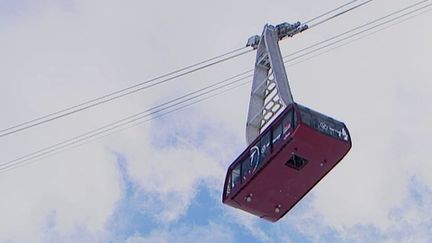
<box><xmin>222</xmin><ymin>103</ymin><xmax>351</xmax><ymax>222</ymax></box>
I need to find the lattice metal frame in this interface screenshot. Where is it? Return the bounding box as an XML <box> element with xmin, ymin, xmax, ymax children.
<box><xmin>261</xmin><ymin>74</ymin><xmax>283</xmax><ymax>129</ymax></box>
<box><xmin>246</xmin><ymin>22</ymin><xmax>307</xmax><ymax>144</ymax></box>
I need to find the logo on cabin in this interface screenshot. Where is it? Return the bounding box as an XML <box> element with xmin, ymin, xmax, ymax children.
<box><xmin>250</xmin><ymin>146</ymin><xmax>260</xmax><ymax>173</ymax></box>
<box><xmin>319</xmin><ymin>121</ymin><xmax>329</xmax><ymax>130</ymax></box>
<box><xmin>318</xmin><ymin>120</ymin><xmax>348</xmax><ymax>141</ymax></box>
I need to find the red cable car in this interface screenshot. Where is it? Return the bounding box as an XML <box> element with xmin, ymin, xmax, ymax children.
<box><xmin>222</xmin><ymin>22</ymin><xmax>351</xmax><ymax>222</ymax></box>
<box><xmin>222</xmin><ymin>103</ymin><xmax>351</xmax><ymax>222</ymax></box>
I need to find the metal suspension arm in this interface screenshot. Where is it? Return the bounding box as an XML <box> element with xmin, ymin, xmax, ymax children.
<box><xmin>245</xmin><ymin>22</ymin><xmax>307</xmax><ymax>145</ymax></box>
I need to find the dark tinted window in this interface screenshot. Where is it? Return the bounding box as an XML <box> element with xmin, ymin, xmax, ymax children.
<box><xmin>314</xmin><ymin>118</ymin><xmax>348</xmax><ymax>141</ymax></box>
<box><xmin>283</xmin><ymin>110</ymin><xmax>294</xmax><ymax>138</ymax></box>
<box><xmin>259</xmin><ymin>131</ymin><xmax>271</xmax><ymax>166</ymax></box>
<box><xmin>298</xmin><ymin>104</ymin><xmax>349</xmax><ymax>141</ymax></box>
<box><xmin>272</xmin><ymin>122</ymin><xmax>283</xmax><ymax>145</ymax></box>
<box><xmin>241</xmin><ymin>156</ymin><xmax>252</xmax><ymax>180</ymax></box>
<box><xmin>299</xmin><ymin>106</ymin><xmax>313</xmax><ymax>126</ymax></box>
<box><xmin>231</xmin><ymin>164</ymin><xmax>241</xmax><ymax>189</ymax></box>
<box><xmin>225</xmin><ymin>175</ymin><xmax>231</xmax><ymax>196</ymax></box>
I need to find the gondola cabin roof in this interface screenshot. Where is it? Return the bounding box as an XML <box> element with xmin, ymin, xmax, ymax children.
<box><xmin>222</xmin><ymin>103</ymin><xmax>351</xmax><ymax>222</ymax></box>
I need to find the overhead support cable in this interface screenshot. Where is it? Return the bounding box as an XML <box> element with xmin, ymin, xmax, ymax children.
<box><xmin>283</xmin><ymin>0</ymin><xmax>432</xmax><ymax>63</ymax></box>
<box><xmin>307</xmin><ymin>0</ymin><xmax>374</xmax><ymax>29</ymax></box>
<box><xmin>304</xmin><ymin>0</ymin><xmax>363</xmax><ymax>25</ymax></box>
<box><xmin>0</xmin><ymin>47</ymin><xmax>253</xmax><ymax>138</ymax></box>
<box><xmin>287</xmin><ymin>6</ymin><xmax>432</xmax><ymax>67</ymax></box>
<box><xmin>0</xmin><ymin>75</ymin><xmax>253</xmax><ymax>173</ymax></box>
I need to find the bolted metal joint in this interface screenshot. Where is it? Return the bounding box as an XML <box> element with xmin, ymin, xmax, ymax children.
<box><xmin>276</xmin><ymin>22</ymin><xmax>301</xmax><ymax>39</ymax></box>
<box><xmin>298</xmin><ymin>24</ymin><xmax>309</xmax><ymax>33</ymax></box>
<box><xmin>246</xmin><ymin>35</ymin><xmax>261</xmax><ymax>49</ymax></box>
<box><xmin>246</xmin><ymin>21</ymin><xmax>308</xmax><ymax>50</ymax></box>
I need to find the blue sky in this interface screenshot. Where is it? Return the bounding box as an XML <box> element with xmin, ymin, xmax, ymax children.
<box><xmin>0</xmin><ymin>0</ymin><xmax>431</xmax><ymax>242</ymax></box>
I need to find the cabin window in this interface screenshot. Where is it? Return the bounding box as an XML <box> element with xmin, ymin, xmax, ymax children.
<box><xmin>299</xmin><ymin>106</ymin><xmax>313</xmax><ymax>127</ymax></box>
<box><xmin>259</xmin><ymin>131</ymin><xmax>271</xmax><ymax>165</ymax></box>
<box><xmin>283</xmin><ymin>110</ymin><xmax>294</xmax><ymax>138</ymax></box>
<box><xmin>272</xmin><ymin>122</ymin><xmax>283</xmax><ymax>145</ymax></box>
<box><xmin>308</xmin><ymin>108</ymin><xmax>349</xmax><ymax>141</ymax></box>
<box><xmin>231</xmin><ymin>164</ymin><xmax>241</xmax><ymax>189</ymax></box>
<box><xmin>241</xmin><ymin>156</ymin><xmax>252</xmax><ymax>180</ymax></box>
<box><xmin>226</xmin><ymin>176</ymin><xmax>231</xmax><ymax>195</ymax></box>
<box><xmin>297</xmin><ymin>105</ymin><xmax>349</xmax><ymax>141</ymax></box>
<box><xmin>318</xmin><ymin>120</ymin><xmax>347</xmax><ymax>141</ymax></box>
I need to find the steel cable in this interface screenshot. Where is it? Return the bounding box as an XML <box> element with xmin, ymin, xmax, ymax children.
<box><xmin>0</xmin><ymin>47</ymin><xmax>253</xmax><ymax>138</ymax></box>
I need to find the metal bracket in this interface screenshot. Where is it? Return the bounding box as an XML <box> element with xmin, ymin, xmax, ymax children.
<box><xmin>245</xmin><ymin>22</ymin><xmax>307</xmax><ymax>144</ymax></box>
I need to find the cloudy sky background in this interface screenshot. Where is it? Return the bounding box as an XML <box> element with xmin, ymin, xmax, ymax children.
<box><xmin>0</xmin><ymin>0</ymin><xmax>431</xmax><ymax>242</ymax></box>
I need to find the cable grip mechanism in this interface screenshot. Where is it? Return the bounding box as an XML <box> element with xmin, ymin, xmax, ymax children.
<box><xmin>246</xmin><ymin>21</ymin><xmax>308</xmax><ymax>49</ymax></box>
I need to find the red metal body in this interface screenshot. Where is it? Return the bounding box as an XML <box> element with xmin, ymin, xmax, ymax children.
<box><xmin>222</xmin><ymin>103</ymin><xmax>352</xmax><ymax>222</ymax></box>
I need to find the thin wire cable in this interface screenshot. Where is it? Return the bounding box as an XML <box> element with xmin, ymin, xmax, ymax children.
<box><xmin>304</xmin><ymin>0</ymin><xmax>361</xmax><ymax>24</ymax></box>
<box><xmin>0</xmin><ymin>73</ymin><xmax>252</xmax><ymax>171</ymax></box>
<box><xmin>2</xmin><ymin>0</ymin><xmax>430</xmax><ymax>173</ymax></box>
<box><xmin>308</xmin><ymin>0</ymin><xmax>374</xmax><ymax>29</ymax></box>
<box><xmin>0</xmin><ymin>79</ymin><xmax>252</xmax><ymax>173</ymax></box>
<box><xmin>284</xmin><ymin>2</ymin><xmax>432</xmax><ymax>64</ymax></box>
<box><xmin>0</xmin><ymin>47</ymin><xmax>252</xmax><ymax>138</ymax></box>
<box><xmin>284</xmin><ymin>0</ymin><xmax>431</xmax><ymax>60</ymax></box>
<box><xmin>287</xmin><ymin>6</ymin><xmax>432</xmax><ymax>67</ymax></box>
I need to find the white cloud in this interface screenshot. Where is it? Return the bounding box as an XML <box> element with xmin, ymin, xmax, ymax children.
<box><xmin>0</xmin><ymin>144</ymin><xmax>121</xmax><ymax>243</ymax></box>
<box><xmin>125</xmin><ymin>223</ymin><xmax>234</xmax><ymax>243</ymax></box>
<box><xmin>106</xmin><ymin>109</ymin><xmax>229</xmax><ymax>223</ymax></box>
<box><xmin>224</xmin><ymin>209</ymin><xmax>272</xmax><ymax>242</ymax></box>
<box><xmin>270</xmin><ymin>179</ymin><xmax>432</xmax><ymax>243</ymax></box>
